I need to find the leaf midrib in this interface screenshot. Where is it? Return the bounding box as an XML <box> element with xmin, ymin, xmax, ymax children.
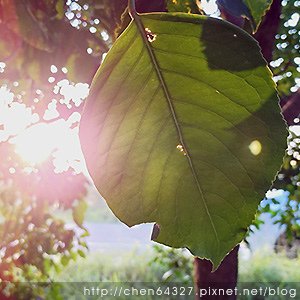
<box><xmin>132</xmin><ymin>12</ymin><xmax>220</xmax><ymax>248</ymax></box>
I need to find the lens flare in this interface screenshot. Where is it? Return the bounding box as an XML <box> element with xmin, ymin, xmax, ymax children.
<box><xmin>11</xmin><ymin>123</ymin><xmax>57</xmax><ymax>166</ymax></box>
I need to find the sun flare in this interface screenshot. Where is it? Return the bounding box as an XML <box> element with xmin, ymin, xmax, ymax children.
<box><xmin>11</xmin><ymin>123</ymin><xmax>56</xmax><ymax>166</ymax></box>
<box><xmin>0</xmin><ymin>79</ymin><xmax>89</xmax><ymax>173</ymax></box>
<box><xmin>10</xmin><ymin>118</ymin><xmax>85</xmax><ymax>174</ymax></box>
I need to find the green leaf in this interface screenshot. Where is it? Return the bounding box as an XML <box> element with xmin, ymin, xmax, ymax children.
<box><xmin>14</xmin><ymin>1</ymin><xmax>52</xmax><ymax>51</ymax></box>
<box><xmin>77</xmin><ymin>249</ymin><xmax>86</xmax><ymax>258</ymax></box>
<box><xmin>72</xmin><ymin>199</ymin><xmax>87</xmax><ymax>228</ymax></box>
<box><xmin>79</xmin><ymin>12</ymin><xmax>286</xmax><ymax>268</ymax></box>
<box><xmin>55</xmin><ymin>0</ymin><xmax>65</xmax><ymax>20</ymax></box>
<box><xmin>60</xmin><ymin>255</ymin><xmax>70</xmax><ymax>266</ymax></box>
<box><xmin>243</xmin><ymin>0</ymin><xmax>272</xmax><ymax>29</ymax></box>
<box><xmin>167</xmin><ymin>0</ymin><xmax>201</xmax><ymax>14</ymax></box>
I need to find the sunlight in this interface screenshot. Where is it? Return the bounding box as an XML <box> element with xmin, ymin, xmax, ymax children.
<box><xmin>0</xmin><ymin>86</ymin><xmax>39</xmax><ymax>142</ymax></box>
<box><xmin>10</xmin><ymin>115</ymin><xmax>86</xmax><ymax>174</ymax></box>
<box><xmin>0</xmin><ymin>74</ymin><xmax>89</xmax><ymax>173</ymax></box>
<box><xmin>11</xmin><ymin>123</ymin><xmax>55</xmax><ymax>166</ymax></box>
<box><xmin>201</xmin><ymin>0</ymin><xmax>219</xmax><ymax>16</ymax></box>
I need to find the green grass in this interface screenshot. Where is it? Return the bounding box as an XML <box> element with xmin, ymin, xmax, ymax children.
<box><xmin>54</xmin><ymin>247</ymin><xmax>300</xmax><ymax>283</ymax></box>
<box><xmin>54</xmin><ymin>248</ymin><xmax>163</xmax><ymax>282</ymax></box>
<box><xmin>50</xmin><ymin>248</ymin><xmax>300</xmax><ymax>299</ymax></box>
<box><xmin>239</xmin><ymin>248</ymin><xmax>300</xmax><ymax>282</ymax></box>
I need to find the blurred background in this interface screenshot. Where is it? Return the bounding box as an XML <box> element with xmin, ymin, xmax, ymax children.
<box><xmin>0</xmin><ymin>0</ymin><xmax>300</xmax><ymax>299</ymax></box>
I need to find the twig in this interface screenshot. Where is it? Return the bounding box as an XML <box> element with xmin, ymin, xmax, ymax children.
<box><xmin>128</xmin><ymin>0</ymin><xmax>138</xmax><ymax>19</ymax></box>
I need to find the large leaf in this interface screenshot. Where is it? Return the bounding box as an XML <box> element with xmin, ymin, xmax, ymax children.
<box><xmin>79</xmin><ymin>12</ymin><xmax>286</xmax><ymax>268</ymax></box>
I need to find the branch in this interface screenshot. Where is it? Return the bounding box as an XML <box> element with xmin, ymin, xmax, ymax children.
<box><xmin>128</xmin><ymin>0</ymin><xmax>137</xmax><ymax>18</ymax></box>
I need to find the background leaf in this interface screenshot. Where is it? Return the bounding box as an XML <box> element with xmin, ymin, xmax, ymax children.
<box><xmin>216</xmin><ymin>0</ymin><xmax>272</xmax><ymax>31</ymax></box>
<box><xmin>72</xmin><ymin>199</ymin><xmax>87</xmax><ymax>228</ymax></box>
<box><xmin>167</xmin><ymin>0</ymin><xmax>202</xmax><ymax>14</ymax></box>
<box><xmin>79</xmin><ymin>12</ymin><xmax>286</xmax><ymax>268</ymax></box>
<box><xmin>244</xmin><ymin>0</ymin><xmax>273</xmax><ymax>29</ymax></box>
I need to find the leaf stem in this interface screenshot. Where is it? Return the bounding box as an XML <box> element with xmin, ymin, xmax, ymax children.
<box><xmin>128</xmin><ymin>0</ymin><xmax>138</xmax><ymax>19</ymax></box>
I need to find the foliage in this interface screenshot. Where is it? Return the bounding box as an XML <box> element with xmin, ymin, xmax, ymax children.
<box><xmin>54</xmin><ymin>249</ymin><xmax>162</xmax><ymax>282</ymax></box>
<box><xmin>213</xmin><ymin>0</ymin><xmax>300</xmax><ymax>251</ymax></box>
<box><xmin>79</xmin><ymin>8</ymin><xmax>286</xmax><ymax>267</ymax></box>
<box><xmin>55</xmin><ymin>193</ymin><xmax>118</xmax><ymax>223</ymax></box>
<box><xmin>215</xmin><ymin>0</ymin><xmax>273</xmax><ymax>33</ymax></box>
<box><xmin>259</xmin><ymin>0</ymin><xmax>300</xmax><ymax>243</ymax></box>
<box><xmin>270</xmin><ymin>0</ymin><xmax>300</xmax><ymax>96</ymax></box>
<box><xmin>150</xmin><ymin>245</ymin><xmax>193</xmax><ymax>283</ymax></box>
<box><xmin>0</xmin><ymin>0</ymin><xmax>102</xmax><ymax>294</ymax></box>
<box><xmin>261</xmin><ymin>127</ymin><xmax>300</xmax><ymax>239</ymax></box>
<box><xmin>0</xmin><ymin>81</ymin><xmax>89</xmax><ymax>297</ymax></box>
<box><xmin>0</xmin><ymin>0</ymin><xmax>106</xmax><ymax>84</ymax></box>
<box><xmin>0</xmin><ymin>0</ymin><xmax>137</xmax><ymax>292</ymax></box>
<box><xmin>239</xmin><ymin>249</ymin><xmax>300</xmax><ymax>282</ymax></box>
<box><xmin>243</xmin><ymin>0</ymin><xmax>273</xmax><ymax>29</ymax></box>
<box><xmin>1</xmin><ymin>246</ymin><xmax>294</xmax><ymax>298</ymax></box>
<box><xmin>54</xmin><ymin>247</ymin><xmax>300</xmax><ymax>281</ymax></box>
<box><xmin>209</xmin><ymin>0</ymin><xmax>300</xmax><ymax>254</ymax></box>
<box><xmin>167</xmin><ymin>0</ymin><xmax>202</xmax><ymax>14</ymax></box>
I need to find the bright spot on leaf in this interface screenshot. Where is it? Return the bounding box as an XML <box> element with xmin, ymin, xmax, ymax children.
<box><xmin>176</xmin><ymin>144</ymin><xmax>187</xmax><ymax>156</ymax></box>
<box><xmin>145</xmin><ymin>28</ymin><xmax>157</xmax><ymax>43</ymax></box>
<box><xmin>248</xmin><ymin>140</ymin><xmax>262</xmax><ymax>156</ymax></box>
